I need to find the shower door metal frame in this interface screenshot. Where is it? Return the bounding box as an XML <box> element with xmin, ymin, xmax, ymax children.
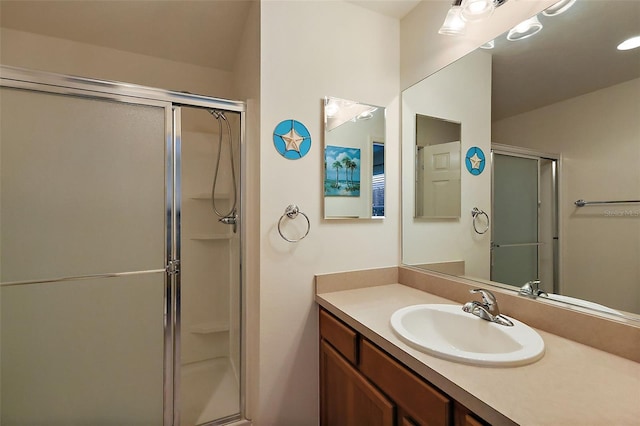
<box><xmin>490</xmin><ymin>143</ymin><xmax>561</xmax><ymax>293</ymax></box>
<box><xmin>0</xmin><ymin>65</ymin><xmax>246</xmax><ymax>426</ymax></box>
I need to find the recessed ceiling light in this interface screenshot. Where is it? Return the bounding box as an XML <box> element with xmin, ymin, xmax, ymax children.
<box><xmin>617</xmin><ymin>35</ymin><xmax>640</xmax><ymax>51</ymax></box>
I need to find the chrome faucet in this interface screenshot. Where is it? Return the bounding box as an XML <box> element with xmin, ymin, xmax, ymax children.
<box><xmin>519</xmin><ymin>280</ymin><xmax>548</xmax><ymax>299</ymax></box>
<box><xmin>462</xmin><ymin>289</ymin><xmax>514</xmax><ymax>327</ymax></box>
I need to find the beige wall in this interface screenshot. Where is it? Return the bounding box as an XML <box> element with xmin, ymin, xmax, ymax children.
<box><xmin>229</xmin><ymin>1</ymin><xmax>261</xmax><ymax>421</ymax></box>
<box><xmin>259</xmin><ymin>1</ymin><xmax>400</xmax><ymax>424</ymax></box>
<box><xmin>492</xmin><ymin>78</ymin><xmax>640</xmax><ymax>314</ymax></box>
<box><xmin>0</xmin><ymin>27</ymin><xmax>235</xmax><ymax>99</ymax></box>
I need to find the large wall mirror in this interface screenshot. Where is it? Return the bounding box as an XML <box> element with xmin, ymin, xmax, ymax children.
<box><xmin>402</xmin><ymin>0</ymin><xmax>640</xmax><ymax>320</ymax></box>
<box><xmin>324</xmin><ymin>96</ymin><xmax>385</xmax><ymax>219</ymax></box>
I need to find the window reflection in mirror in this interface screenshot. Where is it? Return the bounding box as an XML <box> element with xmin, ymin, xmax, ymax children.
<box><xmin>415</xmin><ymin>115</ymin><xmax>461</xmax><ymax>218</ymax></box>
<box><xmin>372</xmin><ymin>142</ymin><xmax>385</xmax><ymax>217</ymax></box>
<box><xmin>324</xmin><ymin>97</ymin><xmax>385</xmax><ymax>219</ymax></box>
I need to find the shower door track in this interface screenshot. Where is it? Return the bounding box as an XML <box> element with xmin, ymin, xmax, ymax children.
<box><xmin>0</xmin><ymin>65</ymin><xmax>246</xmax><ymax>426</ymax></box>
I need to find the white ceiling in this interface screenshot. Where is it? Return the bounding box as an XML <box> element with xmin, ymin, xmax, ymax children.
<box><xmin>490</xmin><ymin>0</ymin><xmax>640</xmax><ymax>120</ymax></box>
<box><xmin>346</xmin><ymin>0</ymin><xmax>421</xmax><ymax>19</ymax></box>
<box><xmin>0</xmin><ymin>0</ymin><xmax>254</xmax><ymax>72</ymax></box>
<box><xmin>1</xmin><ymin>0</ymin><xmax>638</xmax><ymax>120</ymax></box>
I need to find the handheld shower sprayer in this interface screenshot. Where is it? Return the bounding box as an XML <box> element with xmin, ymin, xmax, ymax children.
<box><xmin>208</xmin><ymin>109</ymin><xmax>238</xmax><ymax>232</ymax></box>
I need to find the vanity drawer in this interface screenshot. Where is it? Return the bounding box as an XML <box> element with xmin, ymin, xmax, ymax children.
<box><xmin>360</xmin><ymin>338</ymin><xmax>451</xmax><ymax>426</ymax></box>
<box><xmin>319</xmin><ymin>309</ymin><xmax>358</xmax><ymax>364</ymax></box>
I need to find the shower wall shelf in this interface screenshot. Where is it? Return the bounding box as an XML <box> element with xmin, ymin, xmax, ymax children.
<box><xmin>189</xmin><ymin>321</ymin><xmax>230</xmax><ymax>334</ymax></box>
<box><xmin>189</xmin><ymin>192</ymin><xmax>230</xmax><ymax>200</ymax></box>
<box><xmin>189</xmin><ymin>234</ymin><xmax>231</xmax><ymax>241</ymax></box>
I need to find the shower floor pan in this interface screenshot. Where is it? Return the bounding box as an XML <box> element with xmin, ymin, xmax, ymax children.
<box><xmin>181</xmin><ymin>357</ymin><xmax>240</xmax><ymax>426</ymax></box>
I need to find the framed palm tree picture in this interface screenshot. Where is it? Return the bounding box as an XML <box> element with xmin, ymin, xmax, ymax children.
<box><xmin>324</xmin><ymin>145</ymin><xmax>361</xmax><ymax>196</ymax></box>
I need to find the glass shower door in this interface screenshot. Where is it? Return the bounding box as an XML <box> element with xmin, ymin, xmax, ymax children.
<box><xmin>178</xmin><ymin>107</ymin><xmax>242</xmax><ymax>426</ymax></box>
<box><xmin>0</xmin><ymin>87</ymin><xmax>169</xmax><ymax>425</ymax></box>
<box><xmin>491</xmin><ymin>153</ymin><xmax>539</xmax><ymax>287</ymax></box>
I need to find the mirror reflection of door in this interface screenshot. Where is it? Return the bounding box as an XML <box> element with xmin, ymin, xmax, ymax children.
<box><xmin>417</xmin><ymin>142</ymin><xmax>461</xmax><ymax>217</ymax></box>
<box><xmin>415</xmin><ymin>114</ymin><xmax>461</xmax><ymax>218</ymax></box>
<box><xmin>491</xmin><ymin>150</ymin><xmax>558</xmax><ymax>293</ymax></box>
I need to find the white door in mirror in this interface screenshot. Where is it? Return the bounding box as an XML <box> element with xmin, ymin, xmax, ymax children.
<box><xmin>417</xmin><ymin>141</ymin><xmax>461</xmax><ymax>218</ymax></box>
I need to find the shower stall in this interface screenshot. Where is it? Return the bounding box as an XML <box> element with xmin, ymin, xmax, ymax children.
<box><xmin>0</xmin><ymin>66</ymin><xmax>245</xmax><ymax>426</ymax></box>
<box><xmin>491</xmin><ymin>145</ymin><xmax>559</xmax><ymax>294</ymax></box>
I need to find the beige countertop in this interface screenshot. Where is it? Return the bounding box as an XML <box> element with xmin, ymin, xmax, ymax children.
<box><xmin>316</xmin><ymin>282</ymin><xmax>640</xmax><ymax>426</ymax></box>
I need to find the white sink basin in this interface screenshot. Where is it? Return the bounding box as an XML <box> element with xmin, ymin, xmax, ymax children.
<box><xmin>390</xmin><ymin>304</ymin><xmax>544</xmax><ymax>367</ymax></box>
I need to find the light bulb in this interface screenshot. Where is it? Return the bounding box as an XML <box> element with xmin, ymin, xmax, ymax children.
<box><xmin>325</xmin><ymin>101</ymin><xmax>339</xmax><ymax>118</ymax></box>
<box><xmin>461</xmin><ymin>0</ymin><xmax>495</xmax><ymax>22</ymax></box>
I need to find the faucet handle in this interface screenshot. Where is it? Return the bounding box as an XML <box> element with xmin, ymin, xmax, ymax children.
<box><xmin>528</xmin><ymin>280</ymin><xmax>541</xmax><ymax>291</ymax></box>
<box><xmin>469</xmin><ymin>289</ymin><xmax>499</xmax><ymax>315</ymax></box>
<box><xmin>522</xmin><ymin>280</ymin><xmax>548</xmax><ymax>297</ymax></box>
<box><xmin>531</xmin><ymin>280</ymin><xmax>548</xmax><ymax>297</ymax></box>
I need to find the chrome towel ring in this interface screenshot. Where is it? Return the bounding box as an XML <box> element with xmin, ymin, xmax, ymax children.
<box><xmin>278</xmin><ymin>204</ymin><xmax>310</xmax><ymax>243</ymax></box>
<box><xmin>471</xmin><ymin>207</ymin><xmax>489</xmax><ymax>234</ymax></box>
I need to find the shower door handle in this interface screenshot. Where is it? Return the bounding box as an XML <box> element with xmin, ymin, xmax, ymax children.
<box><xmin>491</xmin><ymin>242</ymin><xmax>543</xmax><ymax>248</ymax></box>
<box><xmin>166</xmin><ymin>260</ymin><xmax>180</xmax><ymax>275</ymax></box>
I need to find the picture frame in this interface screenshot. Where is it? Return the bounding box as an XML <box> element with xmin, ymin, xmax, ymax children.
<box><xmin>324</xmin><ymin>145</ymin><xmax>361</xmax><ymax>197</ymax></box>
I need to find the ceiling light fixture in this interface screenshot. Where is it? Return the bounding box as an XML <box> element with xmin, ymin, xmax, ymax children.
<box><xmin>542</xmin><ymin>0</ymin><xmax>577</xmax><ymax>17</ymax></box>
<box><xmin>438</xmin><ymin>0</ymin><xmax>466</xmax><ymax>36</ymax></box>
<box><xmin>507</xmin><ymin>15</ymin><xmax>543</xmax><ymax>41</ymax></box>
<box><xmin>461</xmin><ymin>0</ymin><xmax>495</xmax><ymax>22</ymax></box>
<box><xmin>617</xmin><ymin>35</ymin><xmax>640</xmax><ymax>51</ymax></box>
<box><xmin>439</xmin><ymin>0</ymin><xmax>509</xmax><ymax>37</ymax></box>
<box><xmin>440</xmin><ymin>0</ymin><xmax>575</xmax><ymax>40</ymax></box>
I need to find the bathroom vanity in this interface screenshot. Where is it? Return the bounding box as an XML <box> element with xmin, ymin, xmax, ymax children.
<box><xmin>320</xmin><ymin>308</ymin><xmax>486</xmax><ymax>425</ymax></box>
<box><xmin>316</xmin><ymin>266</ymin><xmax>640</xmax><ymax>425</ymax></box>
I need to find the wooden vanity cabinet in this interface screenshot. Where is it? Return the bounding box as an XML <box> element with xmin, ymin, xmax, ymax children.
<box><xmin>319</xmin><ymin>308</ymin><xmax>489</xmax><ymax>426</ymax></box>
<box><xmin>320</xmin><ymin>340</ymin><xmax>394</xmax><ymax>426</ymax></box>
<box><xmin>359</xmin><ymin>338</ymin><xmax>451</xmax><ymax>425</ymax></box>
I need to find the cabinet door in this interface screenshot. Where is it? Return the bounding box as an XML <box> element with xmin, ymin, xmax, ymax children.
<box><xmin>454</xmin><ymin>402</ymin><xmax>488</xmax><ymax>426</ymax></box>
<box><xmin>360</xmin><ymin>339</ymin><xmax>451</xmax><ymax>426</ymax></box>
<box><xmin>320</xmin><ymin>340</ymin><xmax>394</xmax><ymax>426</ymax></box>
